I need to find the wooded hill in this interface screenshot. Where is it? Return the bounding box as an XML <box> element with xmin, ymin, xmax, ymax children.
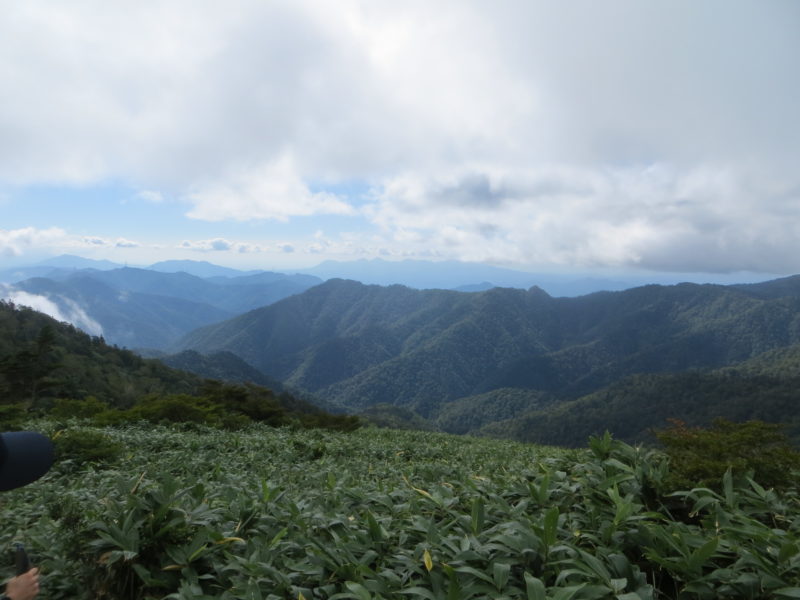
<box><xmin>0</xmin><ymin>300</ymin><xmax>356</xmax><ymax>430</ymax></box>
<box><xmin>479</xmin><ymin>349</ymin><xmax>800</xmax><ymax>446</ymax></box>
<box><xmin>175</xmin><ymin>276</ymin><xmax>800</xmax><ymax>443</ymax></box>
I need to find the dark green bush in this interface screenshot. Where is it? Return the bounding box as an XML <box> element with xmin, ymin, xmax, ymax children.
<box><xmin>298</xmin><ymin>412</ymin><xmax>362</xmax><ymax>432</ymax></box>
<box><xmin>53</xmin><ymin>429</ymin><xmax>123</xmax><ymax>467</ymax></box>
<box><xmin>51</xmin><ymin>396</ymin><xmax>109</xmax><ymax>419</ymax></box>
<box><xmin>655</xmin><ymin>418</ymin><xmax>800</xmax><ymax>491</ymax></box>
<box><xmin>126</xmin><ymin>394</ymin><xmax>217</xmax><ymax>424</ymax></box>
<box><xmin>0</xmin><ymin>403</ymin><xmax>27</xmax><ymax>430</ymax></box>
<box><xmin>200</xmin><ymin>381</ymin><xmax>287</xmax><ymax>425</ymax></box>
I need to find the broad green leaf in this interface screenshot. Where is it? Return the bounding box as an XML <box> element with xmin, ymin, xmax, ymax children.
<box><xmin>723</xmin><ymin>468</ymin><xmax>736</xmax><ymax>507</ymax></box>
<box><xmin>550</xmin><ymin>584</ymin><xmax>588</xmax><ymax>600</ymax></box>
<box><xmin>544</xmin><ymin>506</ymin><xmax>559</xmax><ymax>547</ymax></box>
<box><xmin>366</xmin><ymin>511</ymin><xmax>383</xmax><ymax>542</ymax></box>
<box><xmin>688</xmin><ymin>537</ymin><xmax>719</xmax><ymax>573</ymax></box>
<box><xmin>471</xmin><ymin>498</ymin><xmax>485</xmax><ymax>534</ymax></box>
<box><xmin>345</xmin><ymin>582</ymin><xmax>372</xmax><ymax>600</ymax></box>
<box><xmin>454</xmin><ymin>565</ymin><xmax>495</xmax><ymax>585</ymax></box>
<box><xmin>493</xmin><ymin>562</ymin><xmax>511</xmax><ymax>590</ymax></box>
<box><xmin>399</xmin><ymin>587</ymin><xmax>439</xmax><ymax>600</ymax></box>
<box><xmin>524</xmin><ymin>572</ymin><xmax>546</xmax><ymax>600</ymax></box>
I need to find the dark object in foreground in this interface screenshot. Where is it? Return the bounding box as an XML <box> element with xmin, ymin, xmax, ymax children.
<box><xmin>0</xmin><ymin>431</ymin><xmax>54</xmax><ymax>492</ymax></box>
<box><xmin>15</xmin><ymin>543</ymin><xmax>30</xmax><ymax>576</ymax></box>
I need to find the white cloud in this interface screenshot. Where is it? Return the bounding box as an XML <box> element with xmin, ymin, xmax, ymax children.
<box><xmin>136</xmin><ymin>190</ymin><xmax>164</xmax><ymax>204</ymax></box>
<box><xmin>180</xmin><ymin>238</ymin><xmax>232</xmax><ymax>252</ymax></box>
<box><xmin>1</xmin><ymin>1</ymin><xmax>794</xmax><ymax>180</ymax></box>
<box><xmin>236</xmin><ymin>243</ymin><xmax>263</xmax><ymax>254</ymax></box>
<box><xmin>185</xmin><ymin>156</ymin><xmax>356</xmax><ymax>222</ymax></box>
<box><xmin>178</xmin><ymin>237</ymin><xmax>265</xmax><ymax>254</ymax></box>
<box><xmin>0</xmin><ymin>285</ymin><xmax>103</xmax><ymax>336</ymax></box>
<box><xmin>368</xmin><ymin>164</ymin><xmax>800</xmax><ymax>273</ymax></box>
<box><xmin>0</xmin><ymin>1</ymin><xmax>797</xmax><ymax>273</ymax></box>
<box><xmin>0</xmin><ymin>227</ymin><xmax>69</xmax><ymax>257</ymax></box>
<box><xmin>0</xmin><ymin>228</ymin><xmax>149</xmax><ymax>262</ymax></box>
<box><xmin>83</xmin><ymin>236</ymin><xmax>109</xmax><ymax>246</ymax></box>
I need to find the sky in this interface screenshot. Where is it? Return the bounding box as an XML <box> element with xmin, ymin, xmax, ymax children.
<box><xmin>1</xmin><ymin>1</ymin><xmax>798</xmax><ymax>279</ymax></box>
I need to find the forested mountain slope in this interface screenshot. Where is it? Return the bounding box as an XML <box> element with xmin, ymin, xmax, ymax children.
<box><xmin>0</xmin><ymin>299</ymin><xmax>207</xmax><ymax>407</ymax></box>
<box><xmin>0</xmin><ymin>300</ymin><xmax>339</xmax><ymax>423</ymax></box>
<box><xmin>176</xmin><ymin>278</ymin><xmax>800</xmax><ymax>421</ymax></box>
<box><xmin>481</xmin><ymin>344</ymin><xmax>800</xmax><ymax>446</ymax></box>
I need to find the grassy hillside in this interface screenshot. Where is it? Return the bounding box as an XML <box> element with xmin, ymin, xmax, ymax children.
<box><xmin>3</xmin><ymin>422</ymin><xmax>799</xmax><ymax>598</ymax></box>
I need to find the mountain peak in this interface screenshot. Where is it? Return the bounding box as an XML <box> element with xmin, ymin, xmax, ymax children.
<box><xmin>38</xmin><ymin>254</ymin><xmax>123</xmax><ymax>270</ymax></box>
<box><xmin>527</xmin><ymin>285</ymin><xmax>551</xmax><ymax>299</ymax></box>
<box><xmin>148</xmin><ymin>260</ymin><xmax>263</xmax><ymax>279</ymax></box>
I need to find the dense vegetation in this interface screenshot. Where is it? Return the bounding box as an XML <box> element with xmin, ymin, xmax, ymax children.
<box><xmin>480</xmin><ymin>351</ymin><xmax>800</xmax><ymax>447</ymax></box>
<box><xmin>2</xmin><ymin>422</ymin><xmax>800</xmax><ymax>599</ymax></box>
<box><xmin>154</xmin><ymin>350</ymin><xmax>282</xmax><ymax>389</ymax></box>
<box><xmin>175</xmin><ymin>277</ymin><xmax>800</xmax><ymax>443</ymax></box>
<box><xmin>436</xmin><ymin>388</ymin><xmax>557</xmax><ymax>435</ymax></box>
<box><xmin>5</xmin><ymin>276</ymin><xmax>800</xmax><ymax>598</ymax></box>
<box><xmin>0</xmin><ymin>301</ymin><xmax>357</xmax><ymax>431</ymax></box>
<box><xmin>654</xmin><ymin>419</ymin><xmax>800</xmax><ymax>491</ymax></box>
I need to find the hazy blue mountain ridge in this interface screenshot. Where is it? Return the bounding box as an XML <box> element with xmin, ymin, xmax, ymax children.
<box><xmin>4</xmin><ymin>266</ymin><xmax>323</xmax><ymax>349</ymax></box>
<box><xmin>294</xmin><ymin>258</ymin><xmax>640</xmax><ymax>296</ymax></box>
<box><xmin>148</xmin><ymin>259</ymin><xmax>263</xmax><ymax>278</ymax></box>
<box><xmin>70</xmin><ymin>267</ymin><xmax>318</xmax><ymax>313</ymax></box>
<box><xmin>13</xmin><ymin>276</ymin><xmax>232</xmax><ymax>349</ymax></box>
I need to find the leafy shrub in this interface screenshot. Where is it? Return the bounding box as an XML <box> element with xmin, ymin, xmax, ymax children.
<box><xmin>0</xmin><ymin>403</ymin><xmax>27</xmax><ymax>430</ymax></box>
<box><xmin>53</xmin><ymin>429</ymin><xmax>123</xmax><ymax>467</ymax></box>
<box><xmin>200</xmin><ymin>381</ymin><xmax>287</xmax><ymax>425</ymax></box>
<box><xmin>4</xmin><ymin>423</ymin><xmax>800</xmax><ymax>599</ymax></box>
<box><xmin>126</xmin><ymin>394</ymin><xmax>218</xmax><ymax>424</ymax></box>
<box><xmin>50</xmin><ymin>396</ymin><xmax>109</xmax><ymax>419</ymax></box>
<box><xmin>296</xmin><ymin>411</ymin><xmax>362</xmax><ymax>432</ymax></box>
<box><xmin>655</xmin><ymin>418</ymin><xmax>800</xmax><ymax>490</ymax></box>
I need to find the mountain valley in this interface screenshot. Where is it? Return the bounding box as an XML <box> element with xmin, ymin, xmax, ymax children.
<box><xmin>3</xmin><ymin>256</ymin><xmax>800</xmax><ymax>447</ymax></box>
<box><xmin>175</xmin><ymin>275</ymin><xmax>800</xmax><ymax>443</ymax></box>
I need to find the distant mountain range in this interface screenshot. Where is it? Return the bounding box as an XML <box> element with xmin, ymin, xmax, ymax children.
<box><xmin>3</xmin><ymin>253</ymin><xmax>800</xmax><ymax>446</ymax></box>
<box><xmin>291</xmin><ymin>258</ymin><xmax>780</xmax><ymax>296</ymax></box>
<box><xmin>2</xmin><ymin>255</ymin><xmax>722</xmax><ymax>351</ymax></box>
<box><xmin>0</xmin><ymin>259</ymin><xmax>323</xmax><ymax>349</ymax></box>
<box><xmin>293</xmin><ymin>258</ymin><xmax>651</xmax><ymax>296</ymax></box>
<box><xmin>174</xmin><ymin>275</ymin><xmax>800</xmax><ymax>443</ymax></box>
<box><xmin>148</xmin><ymin>259</ymin><xmax>265</xmax><ymax>279</ymax></box>
<box><xmin>7</xmin><ymin>255</ymin><xmax>773</xmax><ymax>297</ymax></box>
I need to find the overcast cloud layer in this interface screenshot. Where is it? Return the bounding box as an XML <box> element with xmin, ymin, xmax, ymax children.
<box><xmin>1</xmin><ymin>1</ymin><xmax>798</xmax><ymax>273</ymax></box>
